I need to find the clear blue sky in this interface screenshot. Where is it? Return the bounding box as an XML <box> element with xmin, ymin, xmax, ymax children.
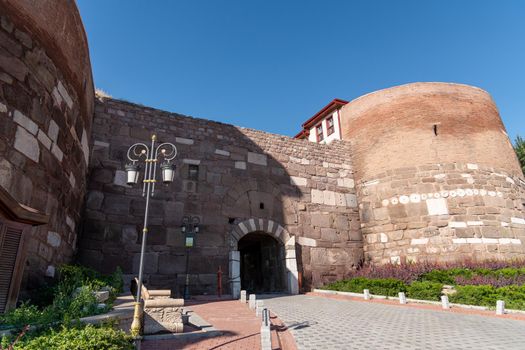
<box><xmin>77</xmin><ymin>0</ymin><xmax>524</xmax><ymax>142</ymax></box>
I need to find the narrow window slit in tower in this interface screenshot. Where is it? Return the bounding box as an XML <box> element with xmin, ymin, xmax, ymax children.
<box><xmin>259</xmin><ymin>202</ymin><xmax>265</xmax><ymax>209</ymax></box>
<box><xmin>433</xmin><ymin>124</ymin><xmax>438</xmax><ymax>136</ymax></box>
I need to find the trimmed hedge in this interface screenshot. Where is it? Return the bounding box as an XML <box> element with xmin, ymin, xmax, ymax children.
<box><xmin>322</xmin><ymin>274</ymin><xmax>525</xmax><ymax>310</ymax></box>
<box><xmin>450</xmin><ymin>285</ymin><xmax>525</xmax><ymax>310</ymax></box>
<box><xmin>323</xmin><ymin>277</ymin><xmax>407</xmax><ymax>297</ymax></box>
<box><xmin>406</xmin><ymin>281</ymin><xmax>443</xmax><ymax>301</ymax></box>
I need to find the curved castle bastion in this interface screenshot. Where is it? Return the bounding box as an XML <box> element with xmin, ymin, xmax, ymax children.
<box><xmin>0</xmin><ymin>0</ymin><xmax>94</xmax><ymax>293</ymax></box>
<box><xmin>339</xmin><ymin>82</ymin><xmax>525</xmax><ymax>264</ymax></box>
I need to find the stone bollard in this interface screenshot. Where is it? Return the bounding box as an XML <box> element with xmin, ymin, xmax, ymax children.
<box><xmin>249</xmin><ymin>294</ymin><xmax>256</xmax><ymax>309</ymax></box>
<box><xmin>441</xmin><ymin>295</ymin><xmax>450</xmax><ymax>309</ymax></box>
<box><xmin>363</xmin><ymin>289</ymin><xmax>371</xmax><ymax>300</ymax></box>
<box><xmin>240</xmin><ymin>290</ymin><xmax>247</xmax><ymax>303</ymax></box>
<box><xmin>260</xmin><ymin>308</ymin><xmax>271</xmax><ymax>350</ymax></box>
<box><xmin>496</xmin><ymin>300</ymin><xmax>505</xmax><ymax>315</ymax></box>
<box><xmin>256</xmin><ymin>300</ymin><xmax>264</xmax><ymax>316</ymax></box>
<box><xmin>399</xmin><ymin>292</ymin><xmax>407</xmax><ymax>304</ymax></box>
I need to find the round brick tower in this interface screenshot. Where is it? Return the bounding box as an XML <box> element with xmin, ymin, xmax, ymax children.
<box><xmin>0</xmin><ymin>1</ymin><xmax>94</xmax><ymax>291</ymax></box>
<box><xmin>339</xmin><ymin>82</ymin><xmax>525</xmax><ymax>264</ymax></box>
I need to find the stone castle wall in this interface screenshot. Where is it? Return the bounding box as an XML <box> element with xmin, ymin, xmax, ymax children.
<box><xmin>339</xmin><ymin>82</ymin><xmax>525</xmax><ymax>264</ymax></box>
<box><xmin>0</xmin><ymin>2</ymin><xmax>94</xmax><ymax>294</ymax></box>
<box><xmin>78</xmin><ymin>96</ymin><xmax>362</xmax><ymax>295</ymax></box>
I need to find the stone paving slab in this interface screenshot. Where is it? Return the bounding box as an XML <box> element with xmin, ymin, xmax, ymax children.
<box><xmin>141</xmin><ymin>299</ymin><xmax>295</xmax><ymax>350</ymax></box>
<box><xmin>262</xmin><ymin>294</ymin><xmax>525</xmax><ymax>350</ymax></box>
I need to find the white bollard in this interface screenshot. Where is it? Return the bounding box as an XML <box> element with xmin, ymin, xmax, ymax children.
<box><xmin>399</xmin><ymin>292</ymin><xmax>407</xmax><ymax>304</ymax></box>
<box><xmin>256</xmin><ymin>300</ymin><xmax>264</xmax><ymax>316</ymax></box>
<box><xmin>496</xmin><ymin>300</ymin><xmax>505</xmax><ymax>315</ymax></box>
<box><xmin>260</xmin><ymin>308</ymin><xmax>271</xmax><ymax>350</ymax></box>
<box><xmin>240</xmin><ymin>290</ymin><xmax>247</xmax><ymax>303</ymax></box>
<box><xmin>363</xmin><ymin>289</ymin><xmax>371</xmax><ymax>300</ymax></box>
<box><xmin>441</xmin><ymin>295</ymin><xmax>450</xmax><ymax>309</ymax></box>
<box><xmin>249</xmin><ymin>294</ymin><xmax>256</xmax><ymax>309</ymax></box>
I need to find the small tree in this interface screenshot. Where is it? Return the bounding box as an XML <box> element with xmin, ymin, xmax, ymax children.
<box><xmin>515</xmin><ymin>136</ymin><xmax>525</xmax><ymax>175</ymax></box>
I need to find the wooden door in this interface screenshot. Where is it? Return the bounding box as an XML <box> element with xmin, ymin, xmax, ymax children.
<box><xmin>0</xmin><ymin>219</ymin><xmax>28</xmax><ymax>313</ymax></box>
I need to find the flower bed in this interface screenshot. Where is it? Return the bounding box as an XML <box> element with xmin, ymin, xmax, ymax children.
<box><xmin>0</xmin><ymin>265</ymin><xmax>132</xmax><ymax>350</ymax></box>
<box><xmin>321</xmin><ymin>260</ymin><xmax>525</xmax><ymax>309</ymax></box>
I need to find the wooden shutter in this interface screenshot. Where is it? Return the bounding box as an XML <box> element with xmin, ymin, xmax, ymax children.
<box><xmin>0</xmin><ymin>221</ymin><xmax>26</xmax><ymax>313</ymax></box>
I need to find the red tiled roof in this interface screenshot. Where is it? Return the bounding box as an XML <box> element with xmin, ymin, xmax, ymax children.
<box><xmin>294</xmin><ymin>98</ymin><xmax>348</xmax><ymax>139</ymax></box>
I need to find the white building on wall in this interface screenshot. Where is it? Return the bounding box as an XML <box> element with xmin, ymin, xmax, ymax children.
<box><xmin>294</xmin><ymin>98</ymin><xmax>348</xmax><ymax>144</ymax></box>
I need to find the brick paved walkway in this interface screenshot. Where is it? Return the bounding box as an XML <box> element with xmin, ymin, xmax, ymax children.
<box><xmin>141</xmin><ymin>299</ymin><xmax>295</xmax><ymax>350</ymax></box>
<box><xmin>262</xmin><ymin>294</ymin><xmax>525</xmax><ymax>350</ymax></box>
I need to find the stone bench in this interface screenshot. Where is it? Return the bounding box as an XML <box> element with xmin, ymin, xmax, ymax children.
<box><xmin>133</xmin><ymin>278</ymin><xmax>184</xmax><ymax>334</ymax></box>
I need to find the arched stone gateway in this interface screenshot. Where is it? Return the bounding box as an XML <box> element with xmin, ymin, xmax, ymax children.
<box><xmin>228</xmin><ymin>218</ymin><xmax>299</xmax><ymax>298</ymax></box>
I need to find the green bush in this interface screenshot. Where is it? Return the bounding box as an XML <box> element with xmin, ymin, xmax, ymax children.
<box><xmin>406</xmin><ymin>281</ymin><xmax>442</xmax><ymax>301</ymax></box>
<box><xmin>419</xmin><ymin>268</ymin><xmax>472</xmax><ymax>284</ymax></box>
<box><xmin>449</xmin><ymin>285</ymin><xmax>498</xmax><ymax>308</ymax></box>
<box><xmin>323</xmin><ymin>277</ymin><xmax>407</xmax><ymax>297</ymax></box>
<box><xmin>5</xmin><ymin>324</ymin><xmax>133</xmax><ymax>350</ymax></box>
<box><xmin>0</xmin><ymin>265</ymin><xmax>122</xmax><ymax>330</ymax></box>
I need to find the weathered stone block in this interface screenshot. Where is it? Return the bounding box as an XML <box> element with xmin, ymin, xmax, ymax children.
<box><xmin>14</xmin><ymin>126</ymin><xmax>39</xmax><ymax>162</ymax></box>
<box><xmin>13</xmin><ymin>110</ymin><xmax>38</xmax><ymax>135</ymax></box>
<box><xmin>247</xmin><ymin>152</ymin><xmax>267</xmax><ymax>166</ymax></box>
<box><xmin>133</xmin><ymin>252</ymin><xmax>159</xmax><ymax>274</ymax></box>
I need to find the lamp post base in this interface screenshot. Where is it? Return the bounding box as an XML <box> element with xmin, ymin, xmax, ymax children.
<box><xmin>130</xmin><ymin>301</ymin><xmax>143</xmax><ymax>338</ymax></box>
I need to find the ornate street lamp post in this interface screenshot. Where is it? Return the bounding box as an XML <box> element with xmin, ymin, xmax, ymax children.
<box><xmin>125</xmin><ymin>134</ymin><xmax>177</xmax><ymax>339</ymax></box>
<box><xmin>181</xmin><ymin>215</ymin><xmax>200</xmax><ymax>299</ymax></box>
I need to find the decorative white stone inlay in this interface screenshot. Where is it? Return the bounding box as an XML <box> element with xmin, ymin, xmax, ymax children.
<box><xmin>399</xmin><ymin>195</ymin><xmax>409</xmax><ymax>204</ymax></box>
<box><xmin>13</xmin><ymin>110</ymin><xmax>38</xmax><ymax>135</ymax></box>
<box><xmin>363</xmin><ymin>179</ymin><xmax>379</xmax><ymax>187</ymax></box>
<box><xmin>14</xmin><ymin>126</ymin><xmax>39</xmax><ymax>162</ymax></box>
<box><xmin>57</xmin><ymin>81</ymin><xmax>73</xmax><ymax>108</ymax></box>
<box><xmin>511</xmin><ymin>217</ymin><xmax>525</xmax><ymax>225</ymax></box>
<box><xmin>234</xmin><ymin>161</ymin><xmax>246</xmax><ymax>170</ymax></box>
<box><xmin>94</xmin><ymin>140</ymin><xmax>110</xmax><ymax>148</ymax></box>
<box><xmin>37</xmin><ymin>130</ymin><xmax>52</xmax><ymax>150</ymax></box>
<box><xmin>411</xmin><ymin>238</ymin><xmax>429</xmax><ymax>245</ymax></box>
<box><xmin>380</xmin><ymin>233</ymin><xmax>388</xmax><ymax>243</ymax></box>
<box><xmin>290</xmin><ymin>176</ymin><xmax>307</xmax><ymax>187</ymax></box>
<box><xmin>410</xmin><ymin>193</ymin><xmax>421</xmax><ymax>203</ymax></box>
<box><xmin>175</xmin><ymin>137</ymin><xmax>194</xmax><ymax>145</ymax></box>
<box><xmin>311</xmin><ymin>189</ymin><xmax>324</xmax><ymax>204</ymax></box>
<box><xmin>247</xmin><ymin>152</ymin><xmax>267</xmax><ymax>166</ymax></box>
<box><xmin>452</xmin><ymin>238</ymin><xmax>521</xmax><ymax>245</ymax></box>
<box><xmin>298</xmin><ymin>236</ymin><xmax>317</xmax><ymax>247</ymax></box>
<box><xmin>467</xmin><ymin>221</ymin><xmax>483</xmax><ymax>226</ymax></box>
<box><xmin>183</xmin><ymin>159</ymin><xmax>200</xmax><ymax>165</ymax></box>
<box><xmin>426</xmin><ymin>198</ymin><xmax>448</xmax><ymax>216</ymax></box>
<box><xmin>81</xmin><ymin>129</ymin><xmax>89</xmax><ymax>165</ymax></box>
<box><xmin>47</xmin><ymin>231</ymin><xmax>61</xmax><ymax>247</ymax></box>
<box><xmin>214</xmin><ymin>149</ymin><xmax>230</xmax><ymax>156</ymax></box>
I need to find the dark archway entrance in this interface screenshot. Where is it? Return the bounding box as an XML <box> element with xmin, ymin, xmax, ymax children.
<box><xmin>238</xmin><ymin>232</ymin><xmax>285</xmax><ymax>294</ymax></box>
